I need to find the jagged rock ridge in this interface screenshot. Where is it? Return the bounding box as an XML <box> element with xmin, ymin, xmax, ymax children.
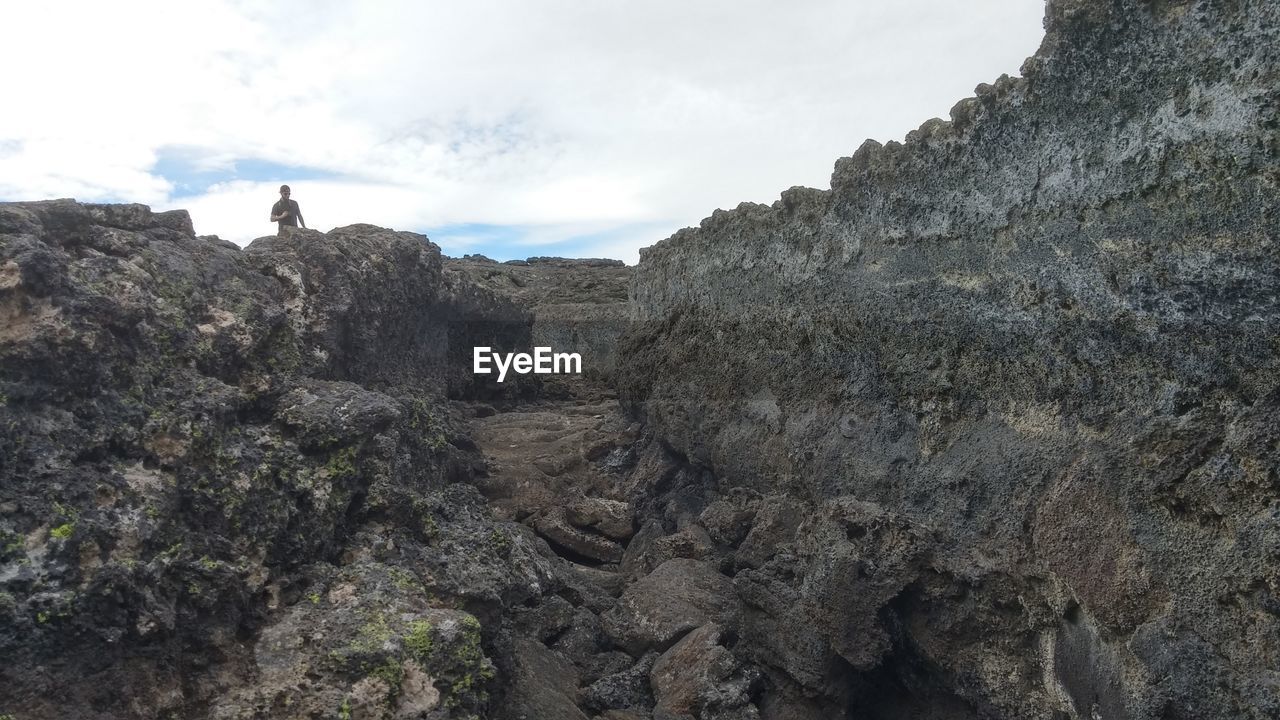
<box><xmin>621</xmin><ymin>0</ymin><xmax>1279</xmax><ymax>718</ymax></box>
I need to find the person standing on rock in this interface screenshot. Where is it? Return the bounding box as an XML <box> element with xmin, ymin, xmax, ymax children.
<box><xmin>269</xmin><ymin>184</ymin><xmax>306</xmax><ymax>235</ymax></box>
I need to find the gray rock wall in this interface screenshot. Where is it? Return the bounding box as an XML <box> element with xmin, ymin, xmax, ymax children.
<box><xmin>532</xmin><ymin>302</ymin><xmax>630</xmax><ymax>380</ymax></box>
<box><xmin>0</xmin><ymin>202</ymin><xmax>538</xmax><ymax>718</ymax></box>
<box><xmin>621</xmin><ymin>1</ymin><xmax>1280</xmax><ymax>717</ymax></box>
<box><xmin>446</xmin><ymin>256</ymin><xmax>632</xmax><ymax>380</ymax></box>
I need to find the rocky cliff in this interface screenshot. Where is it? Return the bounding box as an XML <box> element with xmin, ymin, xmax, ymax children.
<box><xmin>620</xmin><ymin>0</ymin><xmax>1279</xmax><ymax>718</ymax></box>
<box><xmin>0</xmin><ymin>202</ymin><xmax>552</xmax><ymax>718</ymax></box>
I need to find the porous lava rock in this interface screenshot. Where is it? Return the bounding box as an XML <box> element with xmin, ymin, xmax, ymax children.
<box><xmin>4</xmin><ymin>0</ymin><xmax>1279</xmax><ymax>718</ymax></box>
<box><xmin>446</xmin><ymin>256</ymin><xmax>631</xmax><ymax>382</ymax></box>
<box><xmin>0</xmin><ymin>201</ymin><xmax>545</xmax><ymax>719</ymax></box>
<box><xmin>620</xmin><ymin>1</ymin><xmax>1280</xmax><ymax>717</ymax></box>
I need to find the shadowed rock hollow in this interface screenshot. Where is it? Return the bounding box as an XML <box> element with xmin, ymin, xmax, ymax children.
<box><xmin>2</xmin><ymin>0</ymin><xmax>1279</xmax><ymax>718</ymax></box>
<box><xmin>445</xmin><ymin>255</ymin><xmax>632</xmax><ymax>384</ymax></box>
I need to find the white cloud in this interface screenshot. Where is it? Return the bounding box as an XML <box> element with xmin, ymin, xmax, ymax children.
<box><xmin>0</xmin><ymin>1</ymin><xmax>1045</xmax><ymax>261</ymax></box>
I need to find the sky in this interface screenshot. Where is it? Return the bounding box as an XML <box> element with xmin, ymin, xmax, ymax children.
<box><xmin>0</xmin><ymin>1</ymin><xmax>1046</xmax><ymax>264</ymax></box>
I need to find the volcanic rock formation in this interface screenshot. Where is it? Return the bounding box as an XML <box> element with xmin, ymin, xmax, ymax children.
<box><xmin>0</xmin><ymin>203</ymin><xmax>546</xmax><ymax>717</ymax></box>
<box><xmin>2</xmin><ymin>0</ymin><xmax>1279</xmax><ymax>719</ymax></box>
<box><xmin>621</xmin><ymin>1</ymin><xmax>1280</xmax><ymax>718</ymax></box>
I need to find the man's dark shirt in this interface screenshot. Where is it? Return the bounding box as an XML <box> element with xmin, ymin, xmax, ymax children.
<box><xmin>271</xmin><ymin>198</ymin><xmax>303</xmax><ymax>230</ymax></box>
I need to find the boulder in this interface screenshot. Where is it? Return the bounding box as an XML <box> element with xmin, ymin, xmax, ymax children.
<box><xmin>533</xmin><ymin>507</ymin><xmax>625</xmax><ymax>564</ymax></box>
<box><xmin>504</xmin><ymin>638</ymin><xmax>590</xmax><ymax>720</ymax></box>
<box><xmin>580</xmin><ymin>652</ymin><xmax>657</xmax><ymax>714</ymax></box>
<box><xmin>567</xmin><ymin>497</ymin><xmax>634</xmax><ymax>540</ymax></box>
<box><xmin>603</xmin><ymin>559</ymin><xmax>741</xmax><ymax>656</ymax></box>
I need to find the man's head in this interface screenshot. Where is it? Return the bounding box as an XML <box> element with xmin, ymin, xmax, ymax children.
<box><xmin>279</xmin><ymin>184</ymin><xmax>291</xmax><ymax>198</ymax></box>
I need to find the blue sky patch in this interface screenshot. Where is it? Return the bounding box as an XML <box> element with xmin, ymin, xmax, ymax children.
<box><xmin>427</xmin><ymin>223</ymin><xmax>526</xmax><ymax>259</ymax></box>
<box><xmin>426</xmin><ymin>221</ymin><xmax>670</xmax><ymax>262</ymax></box>
<box><xmin>152</xmin><ymin>146</ymin><xmax>341</xmax><ymax>197</ymax></box>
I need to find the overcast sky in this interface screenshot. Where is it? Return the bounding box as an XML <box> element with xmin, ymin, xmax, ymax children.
<box><xmin>0</xmin><ymin>1</ymin><xmax>1045</xmax><ymax>263</ymax></box>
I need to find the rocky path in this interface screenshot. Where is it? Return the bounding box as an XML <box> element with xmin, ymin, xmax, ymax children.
<box><xmin>468</xmin><ymin>384</ymin><xmax>640</xmax><ymax>597</ymax></box>
<box><xmin>463</xmin><ymin>385</ymin><xmax>655</xmax><ymax>719</ymax></box>
<box><xmin>460</xmin><ymin>380</ymin><xmax>769</xmax><ymax>720</ymax></box>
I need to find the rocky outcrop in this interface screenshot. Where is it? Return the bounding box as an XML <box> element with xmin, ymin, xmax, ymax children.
<box><xmin>0</xmin><ymin>201</ymin><xmax>552</xmax><ymax>718</ymax></box>
<box><xmin>620</xmin><ymin>1</ymin><xmax>1280</xmax><ymax>718</ymax></box>
<box><xmin>0</xmin><ymin>200</ymin><xmax>670</xmax><ymax>720</ymax></box>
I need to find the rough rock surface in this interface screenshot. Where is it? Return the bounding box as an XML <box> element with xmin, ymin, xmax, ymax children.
<box><xmin>649</xmin><ymin>623</ymin><xmax>759</xmax><ymax>719</ymax></box>
<box><xmin>0</xmin><ymin>202</ymin><xmax>573</xmax><ymax>719</ymax></box>
<box><xmin>620</xmin><ymin>1</ymin><xmax>1280</xmax><ymax>718</ymax></box>
<box><xmin>0</xmin><ymin>201</ymin><xmax>695</xmax><ymax>720</ymax></box>
<box><xmin>3</xmin><ymin>1</ymin><xmax>1278</xmax><ymax>719</ymax></box>
<box><xmin>602</xmin><ymin>559</ymin><xmax>742</xmax><ymax>656</ymax></box>
<box><xmin>446</xmin><ymin>256</ymin><xmax>631</xmax><ymax>381</ymax></box>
